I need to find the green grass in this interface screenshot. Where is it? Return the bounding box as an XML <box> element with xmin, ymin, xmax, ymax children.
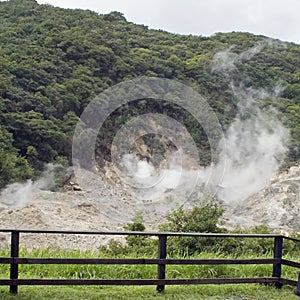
<box><xmin>0</xmin><ymin>247</ymin><xmax>299</xmax><ymax>299</ymax></box>
<box><xmin>0</xmin><ymin>285</ymin><xmax>298</xmax><ymax>300</ymax></box>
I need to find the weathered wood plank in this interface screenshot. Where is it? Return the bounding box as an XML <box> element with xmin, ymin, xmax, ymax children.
<box><xmin>0</xmin><ymin>258</ymin><xmax>280</xmax><ymax>265</ymax></box>
<box><xmin>282</xmin><ymin>259</ymin><xmax>300</xmax><ymax>269</ymax></box>
<box><xmin>0</xmin><ymin>229</ymin><xmax>290</xmax><ymax>240</ymax></box>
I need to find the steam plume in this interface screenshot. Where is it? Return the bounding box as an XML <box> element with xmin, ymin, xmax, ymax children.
<box><xmin>214</xmin><ymin>85</ymin><xmax>289</xmax><ymax>203</ymax></box>
<box><xmin>0</xmin><ymin>163</ymin><xmax>71</xmax><ymax>207</ymax></box>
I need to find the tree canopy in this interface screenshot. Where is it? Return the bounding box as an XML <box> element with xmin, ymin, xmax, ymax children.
<box><xmin>0</xmin><ymin>0</ymin><xmax>299</xmax><ymax>188</ymax></box>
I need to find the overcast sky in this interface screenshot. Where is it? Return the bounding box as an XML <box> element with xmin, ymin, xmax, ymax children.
<box><xmin>36</xmin><ymin>0</ymin><xmax>300</xmax><ymax>45</ymax></box>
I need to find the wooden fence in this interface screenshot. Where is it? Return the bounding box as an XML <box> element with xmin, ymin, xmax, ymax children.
<box><xmin>0</xmin><ymin>229</ymin><xmax>300</xmax><ymax>295</ymax></box>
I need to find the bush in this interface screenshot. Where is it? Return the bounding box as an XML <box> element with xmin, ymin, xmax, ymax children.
<box><xmin>159</xmin><ymin>196</ymin><xmax>227</xmax><ymax>255</ymax></box>
<box><xmin>122</xmin><ymin>213</ymin><xmax>156</xmax><ymax>255</ymax></box>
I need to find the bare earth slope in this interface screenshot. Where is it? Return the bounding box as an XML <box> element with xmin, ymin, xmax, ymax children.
<box><xmin>0</xmin><ymin>166</ymin><xmax>299</xmax><ymax>249</ymax></box>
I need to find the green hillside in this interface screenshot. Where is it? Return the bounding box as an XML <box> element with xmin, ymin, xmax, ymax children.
<box><xmin>0</xmin><ymin>0</ymin><xmax>299</xmax><ymax>188</ymax></box>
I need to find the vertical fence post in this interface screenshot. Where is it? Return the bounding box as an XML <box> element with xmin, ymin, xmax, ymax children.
<box><xmin>295</xmin><ymin>273</ymin><xmax>300</xmax><ymax>296</ymax></box>
<box><xmin>272</xmin><ymin>236</ymin><xmax>283</xmax><ymax>289</ymax></box>
<box><xmin>10</xmin><ymin>230</ymin><xmax>20</xmax><ymax>294</ymax></box>
<box><xmin>156</xmin><ymin>235</ymin><xmax>167</xmax><ymax>293</ymax></box>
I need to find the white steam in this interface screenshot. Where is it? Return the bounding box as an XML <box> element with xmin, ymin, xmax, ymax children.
<box><xmin>119</xmin><ymin>150</ymin><xmax>203</xmax><ymax>206</ymax></box>
<box><xmin>211</xmin><ymin>39</ymin><xmax>286</xmax><ymax>74</ymax></box>
<box><xmin>0</xmin><ymin>180</ymin><xmax>33</xmax><ymax>208</ymax></box>
<box><xmin>214</xmin><ymin>87</ymin><xmax>289</xmax><ymax>203</ymax></box>
<box><xmin>211</xmin><ymin>41</ymin><xmax>290</xmax><ymax>203</ymax></box>
<box><xmin>0</xmin><ymin>163</ymin><xmax>70</xmax><ymax>207</ymax></box>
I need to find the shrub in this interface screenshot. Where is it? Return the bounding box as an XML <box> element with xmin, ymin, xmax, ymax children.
<box><xmin>123</xmin><ymin>213</ymin><xmax>156</xmax><ymax>255</ymax></box>
<box><xmin>159</xmin><ymin>196</ymin><xmax>227</xmax><ymax>255</ymax></box>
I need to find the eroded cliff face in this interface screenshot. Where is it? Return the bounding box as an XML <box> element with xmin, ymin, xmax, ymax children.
<box><xmin>221</xmin><ymin>166</ymin><xmax>300</xmax><ymax>233</ymax></box>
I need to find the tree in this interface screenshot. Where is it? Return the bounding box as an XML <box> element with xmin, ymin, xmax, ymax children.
<box><xmin>0</xmin><ymin>128</ymin><xmax>33</xmax><ymax>188</ymax></box>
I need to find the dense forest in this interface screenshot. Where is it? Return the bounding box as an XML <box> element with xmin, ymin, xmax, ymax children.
<box><xmin>0</xmin><ymin>0</ymin><xmax>300</xmax><ymax>189</ymax></box>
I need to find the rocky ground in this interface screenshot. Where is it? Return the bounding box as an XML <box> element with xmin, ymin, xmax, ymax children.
<box><xmin>0</xmin><ymin>165</ymin><xmax>299</xmax><ymax>250</ymax></box>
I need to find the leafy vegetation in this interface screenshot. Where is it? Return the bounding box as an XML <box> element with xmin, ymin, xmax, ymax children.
<box><xmin>159</xmin><ymin>197</ymin><xmax>227</xmax><ymax>255</ymax></box>
<box><xmin>0</xmin><ymin>0</ymin><xmax>300</xmax><ymax>188</ymax></box>
<box><xmin>97</xmin><ymin>197</ymin><xmax>300</xmax><ymax>258</ymax></box>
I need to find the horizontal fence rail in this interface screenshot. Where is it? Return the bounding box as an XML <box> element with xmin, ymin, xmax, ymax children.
<box><xmin>0</xmin><ymin>258</ymin><xmax>282</xmax><ymax>265</ymax></box>
<box><xmin>0</xmin><ymin>229</ymin><xmax>299</xmax><ymax>295</ymax></box>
